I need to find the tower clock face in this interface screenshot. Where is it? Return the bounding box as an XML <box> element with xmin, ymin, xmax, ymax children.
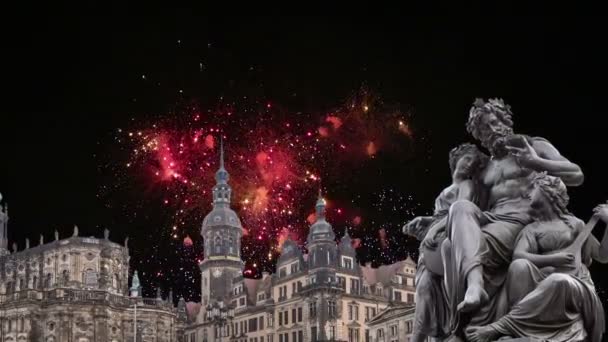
<box><xmin>212</xmin><ymin>268</ymin><xmax>223</xmax><ymax>278</ymax></box>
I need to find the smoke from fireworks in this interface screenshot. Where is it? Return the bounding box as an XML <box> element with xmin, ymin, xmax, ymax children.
<box><xmin>99</xmin><ymin>88</ymin><xmax>422</xmax><ymax>301</ymax></box>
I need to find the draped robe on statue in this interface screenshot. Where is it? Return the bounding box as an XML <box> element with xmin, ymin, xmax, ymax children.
<box><xmin>487</xmin><ymin>217</ymin><xmax>605</xmax><ymax>342</ymax></box>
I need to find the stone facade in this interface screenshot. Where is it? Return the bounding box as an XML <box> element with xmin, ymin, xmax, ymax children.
<box><xmin>366</xmin><ymin>305</ymin><xmax>416</xmax><ymax>342</ymax></box>
<box><xmin>0</xmin><ymin>200</ymin><xmax>187</xmax><ymax>342</ymax></box>
<box><xmin>184</xmin><ymin>147</ymin><xmax>417</xmax><ymax>342</ymax></box>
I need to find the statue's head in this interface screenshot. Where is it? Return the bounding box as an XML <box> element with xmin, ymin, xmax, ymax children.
<box><xmin>529</xmin><ymin>172</ymin><xmax>569</xmax><ymax>220</ymax></box>
<box><xmin>466</xmin><ymin>98</ymin><xmax>514</xmax><ymax>155</ymax></box>
<box><xmin>448</xmin><ymin>143</ymin><xmax>489</xmax><ymax>181</ymax></box>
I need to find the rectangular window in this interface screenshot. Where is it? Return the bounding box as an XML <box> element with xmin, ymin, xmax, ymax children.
<box><xmin>297</xmin><ymin>307</ymin><xmax>303</xmax><ymax>322</ymax></box>
<box><xmin>309</xmin><ymin>301</ymin><xmax>317</xmax><ymax>318</ymax></box>
<box><xmin>285</xmin><ymin>310</ymin><xmax>289</xmax><ymax>324</ymax></box>
<box><xmin>292</xmin><ymin>308</ymin><xmax>296</xmax><ymax>324</ymax></box>
<box><xmin>292</xmin><ymin>282</ymin><xmax>296</xmax><ymax>294</ymax></box>
<box><xmin>350</xmin><ymin>278</ymin><xmax>360</xmax><ymax>294</ymax></box>
<box><xmin>259</xmin><ymin>316</ymin><xmax>264</xmax><ymax>330</ymax></box>
<box><xmin>240</xmin><ymin>297</ymin><xmax>245</xmax><ymax>306</ymax></box>
<box><xmin>349</xmin><ymin>305</ymin><xmax>353</xmax><ymax>320</ymax></box>
<box><xmin>290</xmin><ymin>262</ymin><xmax>299</xmax><ymax>274</ymax></box>
<box><xmin>249</xmin><ymin>318</ymin><xmax>258</xmax><ymax>332</ymax></box>
<box><xmin>279</xmin><ymin>312</ymin><xmax>283</xmax><ymax>326</ymax></box>
<box><xmin>342</xmin><ymin>257</ymin><xmax>353</xmax><ymax>269</ymax></box>
<box><xmin>298</xmin><ymin>330</ymin><xmax>303</xmax><ymax>342</ymax></box>
<box><xmin>328</xmin><ymin>300</ymin><xmax>336</xmax><ymax>318</ymax></box>
<box><xmin>394</xmin><ymin>291</ymin><xmax>402</xmax><ymax>302</ymax></box>
<box><xmin>279</xmin><ymin>334</ymin><xmax>283</xmax><ymax>342</ymax></box>
<box><xmin>329</xmin><ymin>326</ymin><xmax>336</xmax><ymax>339</ymax></box>
<box><xmin>391</xmin><ymin>325</ymin><xmax>398</xmax><ymax>336</ymax></box>
<box><xmin>406</xmin><ymin>320</ymin><xmax>413</xmax><ymax>334</ymax></box>
<box><xmin>292</xmin><ymin>332</ymin><xmax>297</xmax><ymax>342</ymax></box>
<box><xmin>279</xmin><ymin>267</ymin><xmax>287</xmax><ymax>277</ymax></box>
<box><xmin>284</xmin><ymin>333</ymin><xmax>289</xmax><ymax>342</ymax></box>
<box><xmin>407</xmin><ymin>293</ymin><xmax>415</xmax><ymax>303</ymax></box>
<box><xmin>311</xmin><ymin>327</ymin><xmax>318</xmax><ymax>342</ymax></box>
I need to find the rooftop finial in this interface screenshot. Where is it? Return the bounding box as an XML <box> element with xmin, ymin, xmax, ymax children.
<box><xmin>73</xmin><ymin>225</ymin><xmax>79</xmax><ymax>237</ymax></box>
<box><xmin>315</xmin><ymin>188</ymin><xmax>326</xmax><ymax>219</ymax></box>
<box><xmin>220</xmin><ymin>135</ymin><xmax>224</xmax><ymax>169</ymax></box>
<box><xmin>25</xmin><ymin>238</ymin><xmax>30</xmax><ymax>249</ymax></box>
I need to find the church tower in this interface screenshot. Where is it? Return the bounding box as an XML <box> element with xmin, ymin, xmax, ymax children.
<box><xmin>306</xmin><ymin>190</ymin><xmax>338</xmax><ymax>284</ymax></box>
<box><xmin>199</xmin><ymin>140</ymin><xmax>244</xmax><ymax>307</ymax></box>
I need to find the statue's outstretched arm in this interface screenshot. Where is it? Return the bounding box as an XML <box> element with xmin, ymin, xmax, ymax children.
<box><xmin>587</xmin><ymin>203</ymin><xmax>608</xmax><ymax>263</ymax></box>
<box><xmin>506</xmin><ymin>137</ymin><xmax>584</xmax><ymax>186</ymax></box>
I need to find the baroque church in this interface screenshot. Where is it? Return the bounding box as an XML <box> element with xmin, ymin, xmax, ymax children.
<box><xmin>0</xmin><ymin>196</ymin><xmax>187</xmax><ymax>341</ymax></box>
<box><xmin>184</xmin><ymin>144</ymin><xmax>418</xmax><ymax>342</ymax></box>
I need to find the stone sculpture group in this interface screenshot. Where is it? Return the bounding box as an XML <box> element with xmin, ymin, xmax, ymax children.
<box><xmin>403</xmin><ymin>98</ymin><xmax>608</xmax><ymax>342</ymax></box>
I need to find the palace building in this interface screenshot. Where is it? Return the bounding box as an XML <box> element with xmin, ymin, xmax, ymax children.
<box><xmin>0</xmin><ymin>198</ymin><xmax>187</xmax><ymax>341</ymax></box>
<box><xmin>184</xmin><ymin>144</ymin><xmax>418</xmax><ymax>342</ymax></box>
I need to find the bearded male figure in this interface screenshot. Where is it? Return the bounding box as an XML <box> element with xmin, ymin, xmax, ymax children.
<box><xmin>442</xmin><ymin>99</ymin><xmax>584</xmax><ymax>335</ymax></box>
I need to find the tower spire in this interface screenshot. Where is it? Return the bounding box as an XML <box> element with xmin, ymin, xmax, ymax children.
<box><xmin>213</xmin><ymin>137</ymin><xmax>231</xmax><ymax>207</ymax></box>
<box><xmin>220</xmin><ymin>136</ymin><xmax>225</xmax><ymax>169</ymax></box>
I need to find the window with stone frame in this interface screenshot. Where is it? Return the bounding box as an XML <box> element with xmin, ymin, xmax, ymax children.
<box><xmin>350</xmin><ymin>278</ymin><xmax>360</xmax><ymax>294</ymax></box>
<box><xmin>407</xmin><ymin>293</ymin><xmax>415</xmax><ymax>303</ymax></box>
<box><xmin>390</xmin><ymin>324</ymin><xmax>398</xmax><ymax>336</ymax></box>
<box><xmin>308</xmin><ymin>301</ymin><xmax>317</xmax><ymax>318</ymax></box>
<box><xmin>342</xmin><ymin>256</ymin><xmax>353</xmax><ymax>269</ymax></box>
<box><xmin>327</xmin><ymin>300</ymin><xmax>337</xmax><ymax>318</ymax></box>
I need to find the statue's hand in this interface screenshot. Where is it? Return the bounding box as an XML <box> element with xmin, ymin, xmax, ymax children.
<box><xmin>505</xmin><ymin>136</ymin><xmax>540</xmax><ymax>168</ymax></box>
<box><xmin>403</xmin><ymin>217</ymin><xmax>424</xmax><ymax>236</ymax></box>
<box><xmin>550</xmin><ymin>252</ymin><xmax>576</xmax><ymax>268</ymax></box>
<box><xmin>593</xmin><ymin>203</ymin><xmax>608</xmax><ymax>223</ymax></box>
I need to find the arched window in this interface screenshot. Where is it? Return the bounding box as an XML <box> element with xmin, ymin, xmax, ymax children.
<box><xmin>19</xmin><ymin>317</ymin><xmax>24</xmax><ymax>332</ymax></box>
<box><xmin>45</xmin><ymin>273</ymin><xmax>52</xmax><ymax>287</ymax></box>
<box><xmin>214</xmin><ymin>236</ymin><xmax>221</xmax><ymax>254</ymax></box>
<box><xmin>19</xmin><ymin>278</ymin><xmax>24</xmax><ymax>291</ymax></box>
<box><xmin>32</xmin><ymin>276</ymin><xmax>38</xmax><ymax>289</ymax></box>
<box><xmin>6</xmin><ymin>281</ymin><xmax>13</xmax><ymax>295</ymax></box>
<box><xmin>62</xmin><ymin>270</ymin><xmax>70</xmax><ymax>284</ymax></box>
<box><xmin>228</xmin><ymin>237</ymin><xmax>234</xmax><ymax>254</ymax></box>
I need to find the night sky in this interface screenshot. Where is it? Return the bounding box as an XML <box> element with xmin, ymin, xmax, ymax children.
<box><xmin>1</xmin><ymin>14</ymin><xmax>606</xmax><ymax>308</ymax></box>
